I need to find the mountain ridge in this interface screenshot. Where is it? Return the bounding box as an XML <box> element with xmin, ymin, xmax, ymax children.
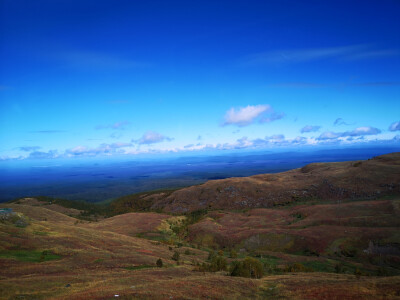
<box><xmin>122</xmin><ymin>152</ymin><xmax>400</xmax><ymax>213</ymax></box>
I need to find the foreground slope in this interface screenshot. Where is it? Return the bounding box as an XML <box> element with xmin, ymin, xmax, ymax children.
<box><xmin>1</xmin><ymin>203</ymin><xmax>400</xmax><ymax>299</ymax></box>
<box><xmin>145</xmin><ymin>152</ymin><xmax>400</xmax><ymax>213</ymax></box>
<box><xmin>1</xmin><ymin>152</ymin><xmax>400</xmax><ymax>299</ymax></box>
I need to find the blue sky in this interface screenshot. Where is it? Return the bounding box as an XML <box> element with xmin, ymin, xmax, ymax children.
<box><xmin>1</xmin><ymin>0</ymin><xmax>400</xmax><ymax>161</ymax></box>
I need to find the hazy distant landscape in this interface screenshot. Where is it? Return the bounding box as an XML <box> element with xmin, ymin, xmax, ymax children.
<box><xmin>1</xmin><ymin>147</ymin><xmax>398</xmax><ymax>202</ymax></box>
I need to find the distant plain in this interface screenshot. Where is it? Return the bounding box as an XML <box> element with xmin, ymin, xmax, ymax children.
<box><xmin>1</xmin><ymin>147</ymin><xmax>398</xmax><ymax>203</ymax></box>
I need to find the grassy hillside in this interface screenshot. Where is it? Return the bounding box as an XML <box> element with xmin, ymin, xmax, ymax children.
<box><xmin>1</xmin><ymin>153</ymin><xmax>399</xmax><ymax>299</ymax></box>
<box><xmin>1</xmin><ymin>195</ymin><xmax>400</xmax><ymax>299</ymax></box>
<box><xmin>148</xmin><ymin>152</ymin><xmax>400</xmax><ymax>213</ymax></box>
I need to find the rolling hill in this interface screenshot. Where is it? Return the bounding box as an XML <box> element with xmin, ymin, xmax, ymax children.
<box><xmin>1</xmin><ymin>152</ymin><xmax>400</xmax><ymax>299</ymax></box>
<box><xmin>125</xmin><ymin>152</ymin><xmax>400</xmax><ymax>213</ymax></box>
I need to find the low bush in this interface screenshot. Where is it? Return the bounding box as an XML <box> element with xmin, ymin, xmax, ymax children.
<box><xmin>172</xmin><ymin>251</ymin><xmax>180</xmax><ymax>261</ymax></box>
<box><xmin>156</xmin><ymin>258</ymin><xmax>163</xmax><ymax>268</ymax></box>
<box><xmin>230</xmin><ymin>257</ymin><xmax>264</xmax><ymax>278</ymax></box>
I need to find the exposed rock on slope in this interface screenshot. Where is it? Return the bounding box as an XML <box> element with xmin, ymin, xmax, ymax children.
<box><xmin>149</xmin><ymin>152</ymin><xmax>400</xmax><ymax>213</ymax></box>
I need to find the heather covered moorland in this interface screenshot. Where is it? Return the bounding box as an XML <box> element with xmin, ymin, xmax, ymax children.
<box><xmin>1</xmin><ymin>153</ymin><xmax>400</xmax><ymax>299</ymax></box>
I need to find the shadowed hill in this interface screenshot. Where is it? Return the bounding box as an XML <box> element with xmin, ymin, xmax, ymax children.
<box><xmin>145</xmin><ymin>152</ymin><xmax>400</xmax><ymax>213</ymax></box>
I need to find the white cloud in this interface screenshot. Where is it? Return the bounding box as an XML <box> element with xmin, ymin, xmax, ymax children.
<box><xmin>389</xmin><ymin>121</ymin><xmax>400</xmax><ymax>131</ymax></box>
<box><xmin>318</xmin><ymin>126</ymin><xmax>381</xmax><ymax>140</ymax></box>
<box><xmin>301</xmin><ymin>125</ymin><xmax>321</xmax><ymax>133</ymax></box>
<box><xmin>317</xmin><ymin>131</ymin><xmax>343</xmax><ymax>140</ymax></box>
<box><xmin>223</xmin><ymin>105</ymin><xmax>271</xmax><ymax>126</ymax></box>
<box><xmin>344</xmin><ymin>126</ymin><xmax>381</xmax><ymax>136</ymax></box>
<box><xmin>265</xmin><ymin>134</ymin><xmax>285</xmax><ymax>143</ymax></box>
<box><xmin>134</xmin><ymin>131</ymin><xmax>173</xmax><ymax>145</ymax></box>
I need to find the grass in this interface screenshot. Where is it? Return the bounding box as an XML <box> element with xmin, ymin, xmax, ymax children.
<box><xmin>0</xmin><ymin>200</ymin><xmax>399</xmax><ymax>299</ymax></box>
<box><xmin>258</xmin><ymin>255</ymin><xmax>280</xmax><ymax>268</ymax></box>
<box><xmin>33</xmin><ymin>231</ymin><xmax>48</xmax><ymax>236</ymax></box>
<box><xmin>123</xmin><ymin>265</ymin><xmax>155</xmax><ymax>271</ymax></box>
<box><xmin>0</xmin><ymin>250</ymin><xmax>61</xmax><ymax>262</ymax></box>
<box><xmin>301</xmin><ymin>260</ymin><xmax>335</xmax><ymax>273</ymax></box>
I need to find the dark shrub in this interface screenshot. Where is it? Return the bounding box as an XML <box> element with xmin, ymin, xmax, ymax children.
<box><xmin>172</xmin><ymin>251</ymin><xmax>180</xmax><ymax>261</ymax></box>
<box><xmin>156</xmin><ymin>258</ymin><xmax>163</xmax><ymax>268</ymax></box>
<box><xmin>230</xmin><ymin>257</ymin><xmax>264</xmax><ymax>278</ymax></box>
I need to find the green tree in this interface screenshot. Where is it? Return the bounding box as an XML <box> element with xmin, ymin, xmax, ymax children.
<box><xmin>209</xmin><ymin>256</ymin><xmax>227</xmax><ymax>272</ymax></box>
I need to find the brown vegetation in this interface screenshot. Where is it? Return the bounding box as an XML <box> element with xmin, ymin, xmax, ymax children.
<box><xmin>1</xmin><ymin>152</ymin><xmax>400</xmax><ymax>299</ymax></box>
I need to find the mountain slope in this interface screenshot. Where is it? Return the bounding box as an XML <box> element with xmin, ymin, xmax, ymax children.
<box><xmin>146</xmin><ymin>152</ymin><xmax>400</xmax><ymax>213</ymax></box>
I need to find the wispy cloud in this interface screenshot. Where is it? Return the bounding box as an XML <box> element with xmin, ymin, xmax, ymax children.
<box><xmin>66</xmin><ymin>142</ymin><xmax>132</xmax><ymax>156</ymax></box>
<box><xmin>28</xmin><ymin>150</ymin><xmax>58</xmax><ymax>159</ymax></box>
<box><xmin>317</xmin><ymin>126</ymin><xmax>381</xmax><ymax>140</ymax></box>
<box><xmin>334</xmin><ymin>118</ymin><xmax>353</xmax><ymax>126</ymax></box>
<box><xmin>0</xmin><ymin>155</ymin><xmax>23</xmax><ymax>161</ymax></box>
<box><xmin>389</xmin><ymin>121</ymin><xmax>400</xmax><ymax>131</ymax></box>
<box><xmin>96</xmin><ymin>121</ymin><xmax>130</xmax><ymax>130</ymax></box>
<box><xmin>17</xmin><ymin>146</ymin><xmax>41</xmax><ymax>152</ymax></box>
<box><xmin>260</xmin><ymin>111</ymin><xmax>285</xmax><ymax>123</ymax></box>
<box><xmin>342</xmin><ymin>50</ymin><xmax>399</xmax><ymax>61</ymax></box>
<box><xmin>133</xmin><ymin>131</ymin><xmax>173</xmax><ymax>145</ymax></box>
<box><xmin>301</xmin><ymin>125</ymin><xmax>321</xmax><ymax>133</ymax></box>
<box><xmin>350</xmin><ymin>81</ymin><xmax>400</xmax><ymax>87</ymax></box>
<box><xmin>270</xmin><ymin>81</ymin><xmax>400</xmax><ymax>88</ymax></box>
<box><xmin>29</xmin><ymin>130</ymin><xmax>66</xmax><ymax>134</ymax></box>
<box><xmin>344</xmin><ymin>127</ymin><xmax>381</xmax><ymax>136</ymax></box>
<box><xmin>110</xmin><ymin>132</ymin><xmax>123</xmax><ymax>139</ymax></box>
<box><xmin>241</xmin><ymin>45</ymin><xmax>398</xmax><ymax>66</ymax></box>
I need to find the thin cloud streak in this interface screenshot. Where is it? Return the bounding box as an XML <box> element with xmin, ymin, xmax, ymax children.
<box><xmin>269</xmin><ymin>81</ymin><xmax>400</xmax><ymax>88</ymax></box>
<box><xmin>242</xmin><ymin>45</ymin><xmax>399</xmax><ymax>66</ymax></box>
<box><xmin>29</xmin><ymin>130</ymin><xmax>66</xmax><ymax>134</ymax></box>
<box><xmin>96</xmin><ymin>121</ymin><xmax>130</xmax><ymax>130</ymax></box>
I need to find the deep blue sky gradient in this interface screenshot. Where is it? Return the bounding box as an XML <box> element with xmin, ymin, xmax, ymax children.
<box><xmin>1</xmin><ymin>0</ymin><xmax>400</xmax><ymax>161</ymax></box>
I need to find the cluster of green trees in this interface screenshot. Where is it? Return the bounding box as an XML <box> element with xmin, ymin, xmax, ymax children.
<box><xmin>194</xmin><ymin>251</ymin><xmax>264</xmax><ymax>279</ymax></box>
